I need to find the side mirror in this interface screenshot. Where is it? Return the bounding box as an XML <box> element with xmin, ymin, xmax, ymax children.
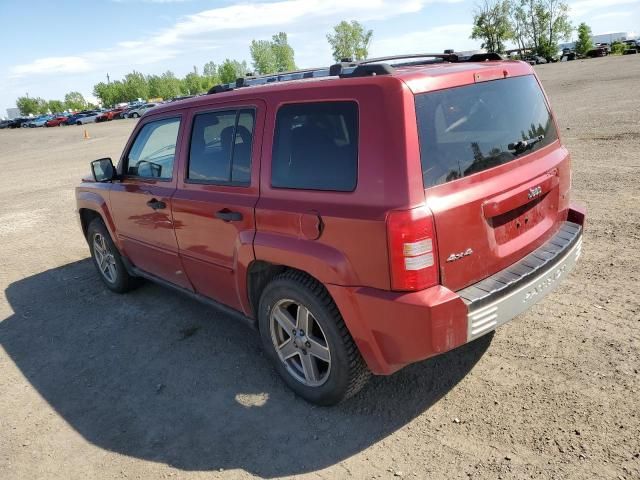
<box><xmin>91</xmin><ymin>158</ymin><xmax>116</xmax><ymax>182</ymax></box>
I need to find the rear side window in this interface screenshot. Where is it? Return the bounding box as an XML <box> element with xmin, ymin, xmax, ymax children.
<box><xmin>126</xmin><ymin>117</ymin><xmax>180</xmax><ymax>179</ymax></box>
<box><xmin>271</xmin><ymin>101</ymin><xmax>358</xmax><ymax>191</ymax></box>
<box><xmin>188</xmin><ymin>109</ymin><xmax>255</xmax><ymax>185</ymax></box>
<box><xmin>415</xmin><ymin>75</ymin><xmax>558</xmax><ymax>188</ymax></box>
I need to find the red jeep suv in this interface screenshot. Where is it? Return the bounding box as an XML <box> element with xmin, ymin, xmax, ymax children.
<box><xmin>76</xmin><ymin>52</ymin><xmax>585</xmax><ymax>405</ymax></box>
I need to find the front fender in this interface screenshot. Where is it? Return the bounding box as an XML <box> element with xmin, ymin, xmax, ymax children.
<box><xmin>76</xmin><ymin>187</ymin><xmax>119</xmax><ymax>249</ymax></box>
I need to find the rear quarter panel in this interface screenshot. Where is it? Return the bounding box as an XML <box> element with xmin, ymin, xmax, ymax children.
<box><xmin>254</xmin><ymin>78</ymin><xmax>424</xmax><ymax>289</ymax></box>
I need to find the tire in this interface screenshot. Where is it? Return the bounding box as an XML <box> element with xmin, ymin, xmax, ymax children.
<box><xmin>258</xmin><ymin>270</ymin><xmax>370</xmax><ymax>405</ymax></box>
<box><xmin>132</xmin><ymin>113</ymin><xmax>139</xmax><ymax>118</ymax></box>
<box><xmin>76</xmin><ymin>121</ymin><xmax>82</xmax><ymax>126</ymax></box>
<box><xmin>87</xmin><ymin>218</ymin><xmax>140</xmax><ymax>293</ymax></box>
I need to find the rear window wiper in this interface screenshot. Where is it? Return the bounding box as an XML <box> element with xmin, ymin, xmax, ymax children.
<box><xmin>508</xmin><ymin>135</ymin><xmax>544</xmax><ymax>155</ymax></box>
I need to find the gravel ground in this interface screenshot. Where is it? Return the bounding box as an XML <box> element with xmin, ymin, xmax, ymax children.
<box><xmin>0</xmin><ymin>55</ymin><xmax>639</xmax><ymax>480</ymax></box>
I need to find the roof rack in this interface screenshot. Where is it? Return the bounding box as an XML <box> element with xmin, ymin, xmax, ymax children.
<box><xmin>207</xmin><ymin>50</ymin><xmax>503</xmax><ymax>95</ymax></box>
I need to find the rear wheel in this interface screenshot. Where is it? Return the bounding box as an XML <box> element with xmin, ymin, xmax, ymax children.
<box><xmin>258</xmin><ymin>271</ymin><xmax>370</xmax><ymax>405</ymax></box>
<box><xmin>87</xmin><ymin>218</ymin><xmax>139</xmax><ymax>293</ymax></box>
<box><xmin>132</xmin><ymin>112</ymin><xmax>139</xmax><ymax>118</ymax></box>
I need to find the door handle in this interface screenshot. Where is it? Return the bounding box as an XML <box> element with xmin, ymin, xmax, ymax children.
<box><xmin>146</xmin><ymin>198</ymin><xmax>166</xmax><ymax>210</ymax></box>
<box><xmin>215</xmin><ymin>209</ymin><xmax>243</xmax><ymax>222</ymax></box>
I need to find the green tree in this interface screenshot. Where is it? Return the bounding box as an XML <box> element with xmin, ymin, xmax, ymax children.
<box><xmin>541</xmin><ymin>0</ymin><xmax>572</xmax><ymax>58</ymax></box>
<box><xmin>203</xmin><ymin>61</ymin><xmax>217</xmax><ymax>77</ymax></box>
<box><xmin>16</xmin><ymin>96</ymin><xmax>40</xmax><ymax>115</ymax></box>
<box><xmin>147</xmin><ymin>71</ymin><xmax>182</xmax><ymax>99</ymax></box>
<box><xmin>48</xmin><ymin>100</ymin><xmax>65</xmax><ymax>113</ymax></box>
<box><xmin>471</xmin><ymin>0</ymin><xmax>513</xmax><ymax>53</ymax></box>
<box><xmin>326</xmin><ymin>20</ymin><xmax>373</xmax><ymax>62</ymax></box>
<box><xmin>509</xmin><ymin>0</ymin><xmax>530</xmax><ymax>55</ymax></box>
<box><xmin>64</xmin><ymin>91</ymin><xmax>86</xmax><ymax>110</ymax></box>
<box><xmin>218</xmin><ymin>59</ymin><xmax>247</xmax><ymax>84</ymax></box>
<box><xmin>182</xmin><ymin>69</ymin><xmax>204</xmax><ymax>94</ymax></box>
<box><xmin>611</xmin><ymin>41</ymin><xmax>626</xmax><ymax>55</ymax></box>
<box><xmin>202</xmin><ymin>61</ymin><xmax>220</xmax><ymax>91</ymax></box>
<box><xmin>271</xmin><ymin>32</ymin><xmax>296</xmax><ymax>72</ymax></box>
<box><xmin>93</xmin><ymin>81</ymin><xmax>126</xmax><ymax>107</ymax></box>
<box><xmin>515</xmin><ymin>0</ymin><xmax>572</xmax><ymax>58</ymax></box>
<box><xmin>250</xmin><ymin>39</ymin><xmax>277</xmax><ymax>74</ymax></box>
<box><xmin>574</xmin><ymin>22</ymin><xmax>593</xmax><ymax>55</ymax></box>
<box><xmin>122</xmin><ymin>71</ymin><xmax>149</xmax><ymax>101</ymax></box>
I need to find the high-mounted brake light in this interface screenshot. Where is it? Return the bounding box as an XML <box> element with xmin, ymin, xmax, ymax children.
<box><xmin>387</xmin><ymin>207</ymin><xmax>439</xmax><ymax>291</ymax></box>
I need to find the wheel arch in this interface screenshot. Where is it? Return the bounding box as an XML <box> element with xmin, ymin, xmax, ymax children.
<box><xmin>76</xmin><ymin>190</ymin><xmax>120</xmax><ymax>249</ymax></box>
<box><xmin>246</xmin><ymin>261</ymin><xmax>338</xmax><ymax>326</ymax></box>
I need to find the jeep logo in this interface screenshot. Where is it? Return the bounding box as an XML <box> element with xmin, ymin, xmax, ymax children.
<box><xmin>528</xmin><ymin>186</ymin><xmax>542</xmax><ymax>199</ymax></box>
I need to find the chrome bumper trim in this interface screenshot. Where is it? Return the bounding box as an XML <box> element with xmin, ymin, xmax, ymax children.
<box><xmin>461</xmin><ymin>222</ymin><xmax>583</xmax><ymax>341</ymax></box>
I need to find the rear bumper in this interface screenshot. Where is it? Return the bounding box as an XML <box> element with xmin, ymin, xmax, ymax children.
<box><xmin>460</xmin><ymin>221</ymin><xmax>582</xmax><ymax>340</ymax></box>
<box><xmin>328</xmin><ymin>212</ymin><xmax>584</xmax><ymax>375</ymax></box>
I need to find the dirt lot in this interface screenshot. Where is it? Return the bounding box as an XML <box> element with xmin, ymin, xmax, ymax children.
<box><xmin>1</xmin><ymin>55</ymin><xmax>639</xmax><ymax>480</ymax></box>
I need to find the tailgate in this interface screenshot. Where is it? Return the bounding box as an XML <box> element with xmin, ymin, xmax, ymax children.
<box><xmin>415</xmin><ymin>74</ymin><xmax>571</xmax><ymax>291</ymax></box>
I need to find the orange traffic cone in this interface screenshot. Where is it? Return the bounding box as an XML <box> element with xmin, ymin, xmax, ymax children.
<box><xmin>83</xmin><ymin>128</ymin><xmax>90</xmax><ymax>139</ymax></box>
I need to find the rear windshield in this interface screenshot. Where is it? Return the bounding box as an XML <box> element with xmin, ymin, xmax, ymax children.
<box><xmin>415</xmin><ymin>75</ymin><xmax>557</xmax><ymax>188</ymax></box>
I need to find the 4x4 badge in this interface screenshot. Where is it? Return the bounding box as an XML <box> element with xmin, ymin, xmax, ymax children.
<box><xmin>446</xmin><ymin>248</ymin><xmax>473</xmax><ymax>262</ymax></box>
<box><xmin>528</xmin><ymin>185</ymin><xmax>542</xmax><ymax>199</ymax></box>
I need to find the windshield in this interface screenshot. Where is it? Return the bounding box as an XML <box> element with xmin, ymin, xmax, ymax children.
<box><xmin>415</xmin><ymin>75</ymin><xmax>558</xmax><ymax>188</ymax></box>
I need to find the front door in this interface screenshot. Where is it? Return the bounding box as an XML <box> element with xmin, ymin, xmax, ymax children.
<box><xmin>172</xmin><ymin>103</ymin><xmax>264</xmax><ymax>311</ymax></box>
<box><xmin>111</xmin><ymin>114</ymin><xmax>192</xmax><ymax>290</ymax></box>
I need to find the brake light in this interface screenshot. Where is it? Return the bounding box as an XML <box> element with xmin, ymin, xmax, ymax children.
<box><xmin>387</xmin><ymin>207</ymin><xmax>439</xmax><ymax>291</ymax></box>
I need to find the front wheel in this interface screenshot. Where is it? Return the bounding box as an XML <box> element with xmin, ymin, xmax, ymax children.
<box><xmin>87</xmin><ymin>218</ymin><xmax>140</xmax><ymax>293</ymax></box>
<box><xmin>258</xmin><ymin>271</ymin><xmax>370</xmax><ymax>405</ymax></box>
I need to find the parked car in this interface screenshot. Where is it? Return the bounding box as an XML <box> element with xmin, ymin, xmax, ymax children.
<box><xmin>63</xmin><ymin>113</ymin><xmax>86</xmax><ymax>125</ymax></box>
<box><xmin>76</xmin><ymin>52</ymin><xmax>585</xmax><ymax>405</ymax></box>
<box><xmin>587</xmin><ymin>47</ymin><xmax>607</xmax><ymax>58</ymax></box>
<box><xmin>0</xmin><ymin>119</ymin><xmax>12</xmax><ymax>129</ymax></box>
<box><xmin>28</xmin><ymin>115</ymin><xmax>53</xmax><ymax>127</ymax></box>
<box><xmin>525</xmin><ymin>55</ymin><xmax>547</xmax><ymax>64</ymax></box>
<box><xmin>74</xmin><ymin>112</ymin><xmax>100</xmax><ymax>125</ymax></box>
<box><xmin>45</xmin><ymin>116</ymin><xmax>69</xmax><ymax>127</ymax></box>
<box><xmin>10</xmin><ymin>117</ymin><xmax>32</xmax><ymax>128</ymax></box>
<box><xmin>96</xmin><ymin>108</ymin><xmax>125</xmax><ymax>122</ymax></box>
<box><xmin>561</xmin><ymin>48</ymin><xmax>577</xmax><ymax>61</ymax></box>
<box><xmin>169</xmin><ymin>95</ymin><xmax>195</xmax><ymax>102</ymax></box>
<box><xmin>125</xmin><ymin>103</ymin><xmax>158</xmax><ymax>118</ymax></box>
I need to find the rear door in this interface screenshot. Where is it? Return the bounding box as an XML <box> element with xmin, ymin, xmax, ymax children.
<box><xmin>171</xmin><ymin>101</ymin><xmax>264</xmax><ymax>311</ymax></box>
<box><xmin>415</xmin><ymin>74</ymin><xmax>571</xmax><ymax>291</ymax></box>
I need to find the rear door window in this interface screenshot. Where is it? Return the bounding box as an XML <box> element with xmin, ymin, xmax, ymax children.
<box><xmin>415</xmin><ymin>75</ymin><xmax>558</xmax><ymax>188</ymax></box>
<box><xmin>271</xmin><ymin>101</ymin><xmax>358</xmax><ymax>191</ymax></box>
<box><xmin>187</xmin><ymin>109</ymin><xmax>255</xmax><ymax>185</ymax></box>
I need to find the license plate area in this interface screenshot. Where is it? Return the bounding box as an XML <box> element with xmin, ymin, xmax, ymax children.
<box><xmin>490</xmin><ymin>193</ymin><xmax>555</xmax><ymax>244</ymax></box>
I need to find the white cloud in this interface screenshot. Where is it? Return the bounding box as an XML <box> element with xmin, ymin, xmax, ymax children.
<box><xmin>569</xmin><ymin>0</ymin><xmax>639</xmax><ymax>16</ymax></box>
<box><xmin>10</xmin><ymin>0</ymin><xmax>436</xmax><ymax>77</ymax></box>
<box><xmin>10</xmin><ymin>57</ymin><xmax>94</xmax><ymax>76</ymax></box>
<box><xmin>370</xmin><ymin>24</ymin><xmax>476</xmax><ymax>57</ymax></box>
<box><xmin>592</xmin><ymin>10</ymin><xmax>633</xmax><ymax>19</ymax></box>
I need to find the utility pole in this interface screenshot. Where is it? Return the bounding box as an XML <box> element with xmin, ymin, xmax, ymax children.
<box><xmin>106</xmin><ymin>73</ymin><xmax>110</xmax><ymax>84</ymax></box>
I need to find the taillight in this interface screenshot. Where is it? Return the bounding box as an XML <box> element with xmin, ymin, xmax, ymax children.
<box><xmin>387</xmin><ymin>207</ymin><xmax>439</xmax><ymax>291</ymax></box>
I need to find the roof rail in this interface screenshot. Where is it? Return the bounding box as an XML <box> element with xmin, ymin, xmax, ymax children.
<box><xmin>358</xmin><ymin>52</ymin><xmax>459</xmax><ymax>64</ymax></box>
<box><xmin>206</xmin><ymin>50</ymin><xmax>502</xmax><ymax>94</ymax></box>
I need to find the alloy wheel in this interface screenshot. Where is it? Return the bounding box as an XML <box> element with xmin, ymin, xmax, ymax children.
<box><xmin>269</xmin><ymin>299</ymin><xmax>332</xmax><ymax>387</ymax></box>
<box><xmin>93</xmin><ymin>233</ymin><xmax>117</xmax><ymax>284</ymax></box>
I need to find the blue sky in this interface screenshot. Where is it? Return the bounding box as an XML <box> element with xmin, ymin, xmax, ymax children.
<box><xmin>1</xmin><ymin>0</ymin><xmax>639</xmax><ymax>114</ymax></box>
